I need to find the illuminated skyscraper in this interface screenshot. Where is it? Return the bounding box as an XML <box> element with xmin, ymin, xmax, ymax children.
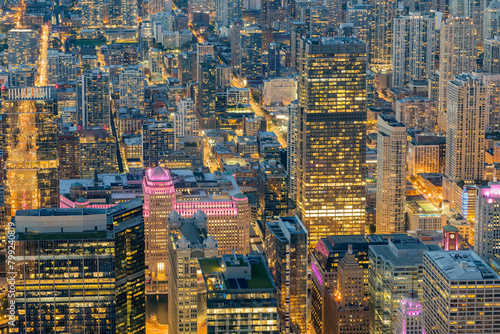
<box><xmin>393</xmin><ymin>291</ymin><xmax>425</xmax><ymax>334</ymax></box>
<box><xmin>371</xmin><ymin>0</ymin><xmax>397</xmax><ymax>74</ymax></box>
<box><xmin>141</xmin><ymin>121</ymin><xmax>175</xmax><ymax>167</ymax></box>
<box><xmin>175</xmin><ymin>98</ymin><xmax>199</xmax><ymax>141</ymax></box>
<box><xmin>78</xmin><ymin>129</ymin><xmax>119</xmax><ymax>178</ymax></box>
<box><xmin>8</xmin><ymin>65</ymin><xmax>36</xmax><ymax>88</ymax></box>
<box><xmin>484</xmin><ymin>0</ymin><xmax>500</xmax><ymax>40</ymax></box>
<box><xmin>474</xmin><ymin>183</ymin><xmax>500</xmax><ymax>258</ymax></box>
<box><xmin>46</xmin><ymin>50</ymin><xmax>78</xmax><ymax>84</ymax></box>
<box><xmin>287</xmin><ymin>101</ymin><xmax>299</xmax><ymax>204</ymax></box>
<box><xmin>265</xmin><ymin>216</ymin><xmax>308</xmax><ymax>334</ymax></box>
<box><xmin>80</xmin><ymin>0</ymin><xmax>102</xmax><ymax>27</ymax></box>
<box><xmin>376</xmin><ymin>115</ymin><xmax>407</xmax><ymax>234</ymax></box>
<box><xmin>119</xmin><ymin>66</ymin><xmax>145</xmax><ymax>111</ymax></box>
<box><xmin>297</xmin><ymin>37</ymin><xmax>367</xmax><ymax>250</ymax></box>
<box><xmin>1</xmin><ymin>87</ymin><xmax>59</xmax><ymax>220</ymax></box>
<box><xmin>258</xmin><ymin>159</ymin><xmax>291</xmax><ymax>222</ymax></box>
<box><xmin>7</xmin><ymin>29</ymin><xmax>38</xmax><ymax>67</ymax></box>
<box><xmin>197</xmin><ymin>55</ymin><xmax>217</xmax><ymax>129</ymax></box>
<box><xmin>121</xmin><ymin>0</ymin><xmax>138</xmax><ymax>27</ymax></box>
<box><xmin>239</xmin><ymin>26</ymin><xmax>263</xmax><ymax>79</ymax></box>
<box><xmin>438</xmin><ymin>17</ymin><xmax>477</xmax><ymax>131</ymax></box>
<box><xmin>395</xmin><ymin>97</ymin><xmax>437</xmax><ymax>132</ymax></box>
<box><xmin>392</xmin><ymin>12</ymin><xmax>436</xmax><ymax>89</ymax></box>
<box><xmin>77</xmin><ymin>69</ymin><xmax>111</xmax><ymax>129</ymax></box>
<box><xmin>484</xmin><ymin>36</ymin><xmax>500</xmax><ymax>74</ymax></box>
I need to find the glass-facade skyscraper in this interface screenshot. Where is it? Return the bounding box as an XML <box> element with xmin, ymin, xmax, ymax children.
<box><xmin>297</xmin><ymin>37</ymin><xmax>367</xmax><ymax>250</ymax></box>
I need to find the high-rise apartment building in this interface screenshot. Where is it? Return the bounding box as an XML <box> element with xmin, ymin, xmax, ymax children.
<box><xmin>444</xmin><ymin>74</ymin><xmax>485</xmax><ymax>203</ymax></box>
<box><xmin>13</xmin><ymin>199</ymin><xmax>145</xmax><ymax>333</ymax></box>
<box><xmin>141</xmin><ymin>121</ymin><xmax>175</xmax><ymax>167</ymax></box>
<box><xmin>323</xmin><ymin>244</ymin><xmax>370</xmax><ymax>334</ymax></box>
<box><xmin>198</xmin><ymin>253</ymin><xmax>279</xmax><ymax>333</ymax></box>
<box><xmin>474</xmin><ymin>72</ymin><xmax>500</xmax><ymax>132</ymax></box>
<box><xmin>474</xmin><ymin>183</ymin><xmax>500</xmax><ymax>258</ymax></box>
<box><xmin>197</xmin><ymin>55</ymin><xmax>217</xmax><ymax>129</ymax></box>
<box><xmin>119</xmin><ymin>66</ymin><xmax>145</xmax><ymax>111</ymax></box>
<box><xmin>121</xmin><ymin>0</ymin><xmax>138</xmax><ymax>27</ymax></box>
<box><xmin>2</xmin><ymin>87</ymin><xmax>59</xmax><ymax>220</ymax></box>
<box><xmin>423</xmin><ymin>250</ymin><xmax>500</xmax><ymax>334</ymax></box>
<box><xmin>7</xmin><ymin>29</ymin><xmax>38</xmax><ymax>67</ymax></box>
<box><xmin>438</xmin><ymin>17</ymin><xmax>477</xmax><ymax>131</ymax></box>
<box><xmin>346</xmin><ymin>5</ymin><xmax>373</xmax><ymax>46</ymax></box>
<box><xmin>287</xmin><ymin>100</ymin><xmax>299</xmax><ymax>205</ymax></box>
<box><xmin>77</xmin><ymin>69</ymin><xmax>111</xmax><ymax>129</ymax></box>
<box><xmin>148</xmin><ymin>48</ymin><xmax>163</xmax><ymax>83</ymax></box>
<box><xmin>393</xmin><ymin>291</ymin><xmax>425</xmax><ymax>334</ymax></box>
<box><xmin>175</xmin><ymin>98</ymin><xmax>199</xmax><ymax>141</ymax></box>
<box><xmin>8</xmin><ymin>65</ymin><xmax>36</xmax><ymax>87</ymax></box>
<box><xmin>376</xmin><ymin>115</ymin><xmax>407</xmax><ymax>234</ymax></box>
<box><xmin>395</xmin><ymin>97</ymin><xmax>436</xmax><ymax>132</ymax></box>
<box><xmin>265</xmin><ymin>216</ymin><xmax>308</xmax><ymax>334</ymax></box>
<box><xmin>407</xmin><ymin>133</ymin><xmax>446</xmax><ymax>176</ymax></box>
<box><xmin>371</xmin><ymin>0</ymin><xmax>397</xmax><ymax>74</ymax></box>
<box><xmin>80</xmin><ymin>0</ymin><xmax>102</xmax><ymax>27</ymax></box>
<box><xmin>78</xmin><ymin>128</ymin><xmax>119</xmax><ymax>178</ymax></box>
<box><xmin>290</xmin><ymin>21</ymin><xmax>307</xmax><ymax>69</ymax></box>
<box><xmin>167</xmin><ymin>212</ymin><xmax>218</xmax><ymax>334</ymax></box>
<box><xmin>239</xmin><ymin>26</ymin><xmax>263</xmax><ymax>78</ymax></box>
<box><xmin>297</xmin><ymin>37</ymin><xmax>367</xmax><ymax>250</ymax></box>
<box><xmin>392</xmin><ymin>12</ymin><xmax>436</xmax><ymax>89</ymax></box>
<box><xmin>484</xmin><ymin>0</ymin><xmax>500</xmax><ymax>40</ymax></box>
<box><xmin>484</xmin><ymin>36</ymin><xmax>500</xmax><ymax>74</ymax></box>
<box><xmin>258</xmin><ymin>159</ymin><xmax>291</xmax><ymax>222</ymax></box>
<box><xmin>46</xmin><ymin>50</ymin><xmax>78</xmax><ymax>84</ymax></box>
<box><xmin>369</xmin><ymin>238</ymin><xmax>440</xmax><ymax>334</ymax></box>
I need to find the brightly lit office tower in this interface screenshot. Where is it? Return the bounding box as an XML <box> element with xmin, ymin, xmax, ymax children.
<box><xmin>484</xmin><ymin>0</ymin><xmax>500</xmax><ymax>40</ymax></box>
<box><xmin>7</xmin><ymin>29</ymin><xmax>38</xmax><ymax>67</ymax></box>
<box><xmin>474</xmin><ymin>183</ymin><xmax>500</xmax><ymax>258</ymax></box>
<box><xmin>46</xmin><ymin>50</ymin><xmax>78</xmax><ymax>85</ymax></box>
<box><xmin>423</xmin><ymin>250</ymin><xmax>500</xmax><ymax>334</ymax></box>
<box><xmin>77</xmin><ymin>69</ymin><xmax>111</xmax><ymax>129</ymax></box>
<box><xmin>297</xmin><ymin>37</ymin><xmax>367</xmax><ymax>250</ymax></box>
<box><xmin>392</xmin><ymin>12</ymin><xmax>436</xmax><ymax>89</ymax></box>
<box><xmin>265</xmin><ymin>216</ymin><xmax>308</xmax><ymax>334</ymax></box>
<box><xmin>393</xmin><ymin>291</ymin><xmax>425</xmax><ymax>334</ymax></box>
<box><xmin>13</xmin><ymin>200</ymin><xmax>146</xmax><ymax>334</ymax></box>
<box><xmin>437</xmin><ymin>17</ymin><xmax>477</xmax><ymax>131</ymax></box>
<box><xmin>443</xmin><ymin>74</ymin><xmax>485</xmax><ymax>203</ymax></box>
<box><xmin>119</xmin><ymin>66</ymin><xmax>145</xmax><ymax>111</ymax></box>
<box><xmin>121</xmin><ymin>0</ymin><xmax>138</xmax><ymax>27</ymax></box>
<box><xmin>198</xmin><ymin>253</ymin><xmax>279</xmax><ymax>334</ymax></box>
<box><xmin>1</xmin><ymin>87</ymin><xmax>58</xmax><ymax>220</ymax></box>
<box><xmin>80</xmin><ymin>0</ymin><xmax>102</xmax><ymax>27</ymax></box>
<box><xmin>376</xmin><ymin>115</ymin><xmax>407</xmax><ymax>234</ymax></box>
<box><xmin>371</xmin><ymin>0</ymin><xmax>397</xmax><ymax>74</ymax></box>
<box><xmin>167</xmin><ymin>211</ymin><xmax>218</xmax><ymax>334</ymax></box>
<box><xmin>175</xmin><ymin>98</ymin><xmax>199</xmax><ymax>141</ymax></box>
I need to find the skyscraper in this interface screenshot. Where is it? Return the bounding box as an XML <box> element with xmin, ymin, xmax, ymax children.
<box><xmin>423</xmin><ymin>250</ymin><xmax>500</xmax><ymax>334</ymax></box>
<box><xmin>376</xmin><ymin>115</ymin><xmax>407</xmax><ymax>234</ymax></box>
<box><xmin>141</xmin><ymin>121</ymin><xmax>175</xmax><ymax>167</ymax></box>
<box><xmin>392</xmin><ymin>12</ymin><xmax>436</xmax><ymax>89</ymax></box>
<box><xmin>484</xmin><ymin>0</ymin><xmax>500</xmax><ymax>40</ymax></box>
<box><xmin>393</xmin><ymin>291</ymin><xmax>425</xmax><ymax>334</ymax></box>
<box><xmin>8</xmin><ymin>65</ymin><xmax>36</xmax><ymax>87</ymax></box>
<box><xmin>258</xmin><ymin>159</ymin><xmax>290</xmax><ymax>222</ymax></box>
<box><xmin>46</xmin><ymin>50</ymin><xmax>78</xmax><ymax>84</ymax></box>
<box><xmin>80</xmin><ymin>0</ymin><xmax>102</xmax><ymax>27</ymax></box>
<box><xmin>14</xmin><ymin>199</ymin><xmax>145</xmax><ymax>333</ymax></box>
<box><xmin>78</xmin><ymin>128</ymin><xmax>119</xmax><ymax>178</ymax></box>
<box><xmin>7</xmin><ymin>29</ymin><xmax>38</xmax><ymax>67</ymax></box>
<box><xmin>267</xmin><ymin>42</ymin><xmax>280</xmax><ymax>77</ymax></box>
<box><xmin>175</xmin><ymin>97</ymin><xmax>199</xmax><ymax>140</ymax></box>
<box><xmin>443</xmin><ymin>74</ymin><xmax>485</xmax><ymax>203</ymax></box>
<box><xmin>287</xmin><ymin>100</ymin><xmax>299</xmax><ymax>205</ymax></box>
<box><xmin>239</xmin><ymin>26</ymin><xmax>263</xmax><ymax>79</ymax></box>
<box><xmin>474</xmin><ymin>183</ymin><xmax>500</xmax><ymax>258</ymax></box>
<box><xmin>119</xmin><ymin>66</ymin><xmax>145</xmax><ymax>111</ymax></box>
<box><xmin>395</xmin><ymin>97</ymin><xmax>437</xmax><ymax>132</ymax></box>
<box><xmin>77</xmin><ymin>69</ymin><xmax>111</xmax><ymax>129</ymax></box>
<box><xmin>297</xmin><ymin>37</ymin><xmax>367</xmax><ymax>250</ymax></box>
<box><xmin>371</xmin><ymin>0</ymin><xmax>397</xmax><ymax>74</ymax></box>
<box><xmin>261</xmin><ymin>0</ymin><xmax>280</xmax><ymax>27</ymax></box>
<box><xmin>121</xmin><ymin>0</ymin><xmax>138</xmax><ymax>27</ymax></box>
<box><xmin>484</xmin><ymin>36</ymin><xmax>500</xmax><ymax>74</ymax></box>
<box><xmin>2</xmin><ymin>87</ymin><xmax>59</xmax><ymax>220</ymax></box>
<box><xmin>197</xmin><ymin>55</ymin><xmax>217</xmax><ymax>129</ymax></box>
<box><xmin>265</xmin><ymin>216</ymin><xmax>308</xmax><ymax>334</ymax></box>
<box><xmin>438</xmin><ymin>17</ymin><xmax>477</xmax><ymax>131</ymax></box>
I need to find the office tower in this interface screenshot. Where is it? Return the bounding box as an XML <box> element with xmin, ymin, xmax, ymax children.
<box><xmin>239</xmin><ymin>26</ymin><xmax>263</xmax><ymax>79</ymax></box>
<box><xmin>474</xmin><ymin>183</ymin><xmax>500</xmax><ymax>258</ymax></box>
<box><xmin>167</xmin><ymin>212</ymin><xmax>218</xmax><ymax>334</ymax></box>
<box><xmin>197</xmin><ymin>253</ymin><xmax>279</xmax><ymax>333</ymax></box>
<box><xmin>438</xmin><ymin>17</ymin><xmax>477</xmax><ymax>131</ymax></box>
<box><xmin>376</xmin><ymin>115</ymin><xmax>407</xmax><ymax>234</ymax></box>
<box><xmin>392</xmin><ymin>13</ymin><xmax>436</xmax><ymax>89</ymax></box>
<box><xmin>8</xmin><ymin>65</ymin><xmax>36</xmax><ymax>87</ymax></box>
<box><xmin>197</xmin><ymin>55</ymin><xmax>217</xmax><ymax>129</ymax></box>
<box><xmin>287</xmin><ymin>101</ymin><xmax>299</xmax><ymax>204</ymax></box>
<box><xmin>175</xmin><ymin>98</ymin><xmax>199</xmax><ymax>141</ymax></box>
<box><xmin>215</xmin><ymin>64</ymin><xmax>231</xmax><ymax>88</ymax></box>
<box><xmin>14</xmin><ymin>199</ymin><xmax>145</xmax><ymax>333</ymax></box>
<box><xmin>297</xmin><ymin>37</ymin><xmax>367</xmax><ymax>250</ymax></box>
<box><xmin>443</xmin><ymin>74</ymin><xmax>485</xmax><ymax>202</ymax></box>
<box><xmin>485</xmin><ymin>0</ymin><xmax>500</xmax><ymax>40</ymax></box>
<box><xmin>77</xmin><ymin>69</ymin><xmax>110</xmax><ymax>129</ymax></box>
<box><xmin>80</xmin><ymin>0</ymin><xmax>102</xmax><ymax>27</ymax></box>
<box><xmin>310</xmin><ymin>234</ymin><xmax>409</xmax><ymax>334</ymax></box>
<box><xmin>258</xmin><ymin>159</ymin><xmax>290</xmax><ymax>222</ymax></box>
<box><xmin>347</xmin><ymin>5</ymin><xmax>373</xmax><ymax>46</ymax></box>
<box><xmin>141</xmin><ymin>121</ymin><xmax>175</xmax><ymax>167</ymax></box>
<box><xmin>261</xmin><ymin>0</ymin><xmax>280</xmax><ymax>27</ymax></box>
<box><xmin>290</xmin><ymin>21</ymin><xmax>307</xmax><ymax>69</ymax></box>
<box><xmin>484</xmin><ymin>37</ymin><xmax>500</xmax><ymax>74</ymax></box>
<box><xmin>2</xmin><ymin>87</ymin><xmax>58</xmax><ymax>220</ymax></box>
<box><xmin>393</xmin><ymin>291</ymin><xmax>425</xmax><ymax>334</ymax></box>
<box><xmin>121</xmin><ymin>0</ymin><xmax>138</xmax><ymax>27</ymax></box>
<box><xmin>407</xmin><ymin>133</ymin><xmax>446</xmax><ymax>176</ymax></box>
<box><xmin>369</xmin><ymin>238</ymin><xmax>440</xmax><ymax>334</ymax></box>
<box><xmin>7</xmin><ymin>29</ymin><xmax>38</xmax><ymax>67</ymax></box>
<box><xmin>265</xmin><ymin>217</ymin><xmax>307</xmax><ymax>334</ymax></box>
<box><xmin>323</xmin><ymin>244</ymin><xmax>369</xmax><ymax>334</ymax></box>
<box><xmin>371</xmin><ymin>0</ymin><xmax>397</xmax><ymax>74</ymax></box>
<box><xmin>46</xmin><ymin>50</ymin><xmax>78</xmax><ymax>84</ymax></box>
<box><xmin>395</xmin><ymin>97</ymin><xmax>437</xmax><ymax>132</ymax></box>
<box><xmin>423</xmin><ymin>250</ymin><xmax>500</xmax><ymax>334</ymax></box>
<box><xmin>119</xmin><ymin>66</ymin><xmax>145</xmax><ymax>111</ymax></box>
<box><xmin>268</xmin><ymin>42</ymin><xmax>280</xmax><ymax>77</ymax></box>
<box><xmin>58</xmin><ymin>134</ymin><xmax>80</xmax><ymax>179</ymax></box>
<box><xmin>148</xmin><ymin>48</ymin><xmax>163</xmax><ymax>83</ymax></box>
<box><xmin>143</xmin><ymin>167</ymin><xmax>176</xmax><ymax>285</ymax></box>
<box><xmin>78</xmin><ymin>129</ymin><xmax>119</xmax><ymax>178</ymax></box>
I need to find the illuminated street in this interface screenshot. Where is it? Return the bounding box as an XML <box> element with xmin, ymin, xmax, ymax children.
<box><xmin>36</xmin><ymin>24</ymin><xmax>49</xmax><ymax>86</ymax></box>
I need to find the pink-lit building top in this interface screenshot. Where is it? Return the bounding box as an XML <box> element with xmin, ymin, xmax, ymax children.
<box><xmin>394</xmin><ymin>291</ymin><xmax>425</xmax><ymax>334</ymax></box>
